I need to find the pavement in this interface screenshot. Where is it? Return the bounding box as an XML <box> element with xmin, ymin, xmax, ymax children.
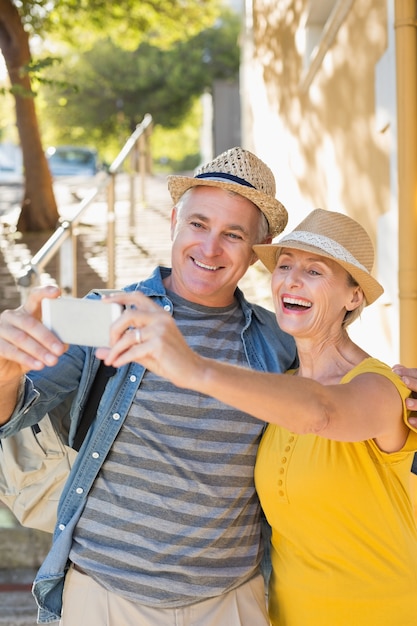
<box><xmin>0</xmin><ymin>569</ymin><xmax>40</xmax><ymax>626</ymax></box>
<box><xmin>0</xmin><ymin>171</ymin><xmax>273</xmax><ymax>625</ymax></box>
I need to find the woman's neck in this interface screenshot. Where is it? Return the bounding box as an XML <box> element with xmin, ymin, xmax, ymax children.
<box><xmin>295</xmin><ymin>333</ymin><xmax>370</xmax><ymax>384</ymax></box>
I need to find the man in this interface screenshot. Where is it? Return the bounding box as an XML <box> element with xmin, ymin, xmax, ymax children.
<box><xmin>0</xmin><ymin>147</ymin><xmax>297</xmax><ymax>625</ymax></box>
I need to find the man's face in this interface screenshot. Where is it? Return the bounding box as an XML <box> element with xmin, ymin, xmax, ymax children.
<box><xmin>165</xmin><ymin>186</ymin><xmax>267</xmax><ymax>307</ymax></box>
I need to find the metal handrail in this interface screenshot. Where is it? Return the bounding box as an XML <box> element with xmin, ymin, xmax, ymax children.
<box><xmin>17</xmin><ymin>114</ymin><xmax>153</xmax><ymax>304</ymax></box>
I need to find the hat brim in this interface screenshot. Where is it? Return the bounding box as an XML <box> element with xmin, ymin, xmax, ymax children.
<box><xmin>253</xmin><ymin>241</ymin><xmax>384</xmax><ymax>306</ymax></box>
<box><xmin>167</xmin><ymin>175</ymin><xmax>288</xmax><ymax>239</ymax></box>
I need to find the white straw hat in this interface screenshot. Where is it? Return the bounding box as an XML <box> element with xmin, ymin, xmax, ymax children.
<box><xmin>253</xmin><ymin>208</ymin><xmax>384</xmax><ymax>305</ymax></box>
<box><xmin>167</xmin><ymin>147</ymin><xmax>288</xmax><ymax>238</ymax></box>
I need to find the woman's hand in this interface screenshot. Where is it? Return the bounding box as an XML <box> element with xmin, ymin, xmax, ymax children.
<box><xmin>95</xmin><ymin>292</ymin><xmax>204</xmax><ymax>390</ymax></box>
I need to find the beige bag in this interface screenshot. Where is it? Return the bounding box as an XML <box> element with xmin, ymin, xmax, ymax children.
<box><xmin>0</xmin><ymin>416</ymin><xmax>77</xmax><ymax>533</ymax></box>
<box><xmin>0</xmin><ymin>361</ymin><xmax>114</xmax><ymax>533</ymax></box>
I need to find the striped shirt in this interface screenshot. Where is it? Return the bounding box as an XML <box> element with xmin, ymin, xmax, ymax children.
<box><xmin>69</xmin><ymin>293</ymin><xmax>265</xmax><ymax>607</ymax></box>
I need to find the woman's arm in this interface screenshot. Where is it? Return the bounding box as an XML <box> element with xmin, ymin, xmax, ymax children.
<box><xmin>197</xmin><ymin>360</ymin><xmax>406</xmax><ymax>451</ymax></box>
<box><xmin>97</xmin><ymin>292</ymin><xmax>407</xmax><ymax>451</ymax></box>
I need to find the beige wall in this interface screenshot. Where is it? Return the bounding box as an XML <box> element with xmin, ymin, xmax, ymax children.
<box><xmin>241</xmin><ymin>0</ymin><xmax>399</xmax><ymax>363</ymax></box>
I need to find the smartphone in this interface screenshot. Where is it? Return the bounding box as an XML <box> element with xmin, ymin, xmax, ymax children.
<box><xmin>41</xmin><ymin>297</ymin><xmax>123</xmax><ymax>347</ymax></box>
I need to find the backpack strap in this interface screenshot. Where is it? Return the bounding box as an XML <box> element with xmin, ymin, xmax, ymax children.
<box><xmin>72</xmin><ymin>362</ymin><xmax>116</xmax><ymax>452</ymax></box>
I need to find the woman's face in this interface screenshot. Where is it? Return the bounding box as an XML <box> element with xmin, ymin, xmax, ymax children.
<box><xmin>271</xmin><ymin>248</ymin><xmax>362</xmax><ymax>340</ymax></box>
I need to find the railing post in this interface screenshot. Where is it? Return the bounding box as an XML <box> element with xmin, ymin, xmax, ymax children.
<box><xmin>17</xmin><ymin>266</ymin><xmax>40</xmax><ymax>305</ymax></box>
<box><xmin>11</xmin><ymin>114</ymin><xmax>152</xmax><ymax>302</ymax></box>
<box><xmin>129</xmin><ymin>143</ymin><xmax>138</xmax><ymax>236</ymax></box>
<box><xmin>107</xmin><ymin>173</ymin><xmax>116</xmax><ymax>289</ymax></box>
<box><xmin>145</xmin><ymin>122</ymin><xmax>153</xmax><ymax>175</ymax></box>
<box><xmin>58</xmin><ymin>223</ymin><xmax>77</xmax><ymax>296</ymax></box>
<box><xmin>139</xmin><ymin>133</ymin><xmax>147</xmax><ymax>205</ymax></box>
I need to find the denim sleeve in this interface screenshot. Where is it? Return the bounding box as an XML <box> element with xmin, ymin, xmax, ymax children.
<box><xmin>0</xmin><ymin>376</ymin><xmax>40</xmax><ymax>438</ymax></box>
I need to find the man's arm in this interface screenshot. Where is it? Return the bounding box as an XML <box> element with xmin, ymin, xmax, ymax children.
<box><xmin>0</xmin><ymin>285</ymin><xmax>66</xmax><ymax>425</ymax></box>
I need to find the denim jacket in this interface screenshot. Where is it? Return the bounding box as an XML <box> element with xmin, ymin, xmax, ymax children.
<box><xmin>0</xmin><ymin>267</ymin><xmax>297</xmax><ymax>623</ymax></box>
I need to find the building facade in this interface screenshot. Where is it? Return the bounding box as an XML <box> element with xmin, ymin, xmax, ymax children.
<box><xmin>240</xmin><ymin>0</ymin><xmax>417</xmax><ymax>365</ymax></box>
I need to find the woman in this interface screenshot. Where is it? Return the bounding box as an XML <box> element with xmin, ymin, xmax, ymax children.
<box><xmin>100</xmin><ymin>209</ymin><xmax>417</xmax><ymax>625</ymax></box>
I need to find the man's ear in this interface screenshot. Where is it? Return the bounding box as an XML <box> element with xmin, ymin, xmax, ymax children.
<box><xmin>249</xmin><ymin>251</ymin><xmax>259</xmax><ymax>266</ymax></box>
<box><xmin>250</xmin><ymin>235</ymin><xmax>272</xmax><ymax>266</ymax></box>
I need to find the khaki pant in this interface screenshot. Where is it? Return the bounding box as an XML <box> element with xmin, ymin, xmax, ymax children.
<box><xmin>59</xmin><ymin>565</ymin><xmax>270</xmax><ymax>626</ymax></box>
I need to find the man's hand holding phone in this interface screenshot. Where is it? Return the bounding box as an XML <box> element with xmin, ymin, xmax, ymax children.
<box><xmin>41</xmin><ymin>296</ymin><xmax>123</xmax><ymax>348</ymax></box>
<box><xmin>0</xmin><ymin>286</ymin><xmax>69</xmax><ymax>421</ymax></box>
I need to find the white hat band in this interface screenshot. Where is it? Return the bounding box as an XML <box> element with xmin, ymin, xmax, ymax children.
<box><xmin>279</xmin><ymin>231</ymin><xmax>369</xmax><ymax>274</ymax></box>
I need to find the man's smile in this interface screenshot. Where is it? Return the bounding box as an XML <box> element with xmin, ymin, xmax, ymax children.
<box><xmin>192</xmin><ymin>257</ymin><xmax>223</xmax><ymax>271</ymax></box>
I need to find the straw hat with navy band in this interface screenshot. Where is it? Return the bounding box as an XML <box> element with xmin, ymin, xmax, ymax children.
<box><xmin>167</xmin><ymin>147</ymin><xmax>288</xmax><ymax>238</ymax></box>
<box><xmin>253</xmin><ymin>208</ymin><xmax>384</xmax><ymax>306</ymax></box>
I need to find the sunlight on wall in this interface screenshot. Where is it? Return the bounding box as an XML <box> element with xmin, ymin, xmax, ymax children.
<box><xmin>242</xmin><ymin>63</ymin><xmax>309</xmax><ymax>233</ymax></box>
<box><xmin>241</xmin><ymin>0</ymin><xmax>398</xmax><ymax>364</ymax></box>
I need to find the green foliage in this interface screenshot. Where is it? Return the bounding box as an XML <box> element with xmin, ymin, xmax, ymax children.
<box><xmin>39</xmin><ymin>9</ymin><xmax>241</xmax><ymax>161</ymax></box>
<box><xmin>15</xmin><ymin>0</ymin><xmax>53</xmax><ymax>33</ymax></box>
<box><xmin>18</xmin><ymin>0</ymin><xmax>220</xmax><ymax>48</ymax></box>
<box><xmin>5</xmin><ymin>56</ymin><xmax>72</xmax><ymax>97</ymax></box>
<box><xmin>0</xmin><ymin>88</ymin><xmax>17</xmax><ymax>142</ymax></box>
<box><xmin>151</xmin><ymin>98</ymin><xmax>202</xmax><ymax>172</ymax></box>
<box><xmin>4</xmin><ymin>1</ymin><xmax>239</xmax><ymax>168</ymax></box>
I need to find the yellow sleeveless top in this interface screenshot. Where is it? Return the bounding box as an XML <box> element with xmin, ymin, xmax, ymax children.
<box><xmin>255</xmin><ymin>358</ymin><xmax>417</xmax><ymax>626</ymax></box>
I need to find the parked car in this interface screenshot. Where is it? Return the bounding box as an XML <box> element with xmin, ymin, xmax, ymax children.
<box><xmin>0</xmin><ymin>143</ymin><xmax>23</xmax><ymax>185</ymax></box>
<box><xmin>46</xmin><ymin>146</ymin><xmax>99</xmax><ymax>177</ymax></box>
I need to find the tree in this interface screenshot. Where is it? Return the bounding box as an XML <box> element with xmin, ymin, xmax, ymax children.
<box><xmin>0</xmin><ymin>0</ymin><xmax>219</xmax><ymax>231</ymax></box>
<box><xmin>41</xmin><ymin>11</ymin><xmax>241</xmax><ymax>150</ymax></box>
<box><xmin>0</xmin><ymin>0</ymin><xmax>58</xmax><ymax>230</ymax></box>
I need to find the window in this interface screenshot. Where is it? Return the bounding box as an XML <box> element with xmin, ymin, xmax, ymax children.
<box><xmin>300</xmin><ymin>0</ymin><xmax>354</xmax><ymax>91</ymax></box>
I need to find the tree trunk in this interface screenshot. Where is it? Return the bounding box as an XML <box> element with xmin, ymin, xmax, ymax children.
<box><xmin>0</xmin><ymin>0</ymin><xmax>59</xmax><ymax>231</ymax></box>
